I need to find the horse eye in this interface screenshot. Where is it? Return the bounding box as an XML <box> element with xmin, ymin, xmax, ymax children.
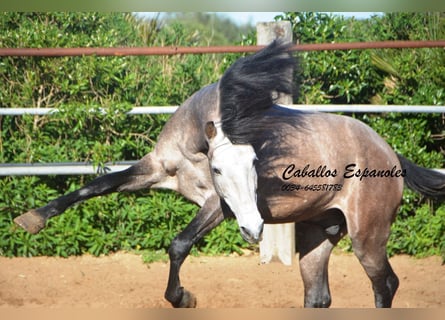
<box><xmin>212</xmin><ymin>167</ymin><xmax>222</xmax><ymax>175</ymax></box>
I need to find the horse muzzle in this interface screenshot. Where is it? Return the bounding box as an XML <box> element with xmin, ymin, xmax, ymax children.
<box><xmin>240</xmin><ymin>221</ymin><xmax>264</xmax><ymax>244</ymax></box>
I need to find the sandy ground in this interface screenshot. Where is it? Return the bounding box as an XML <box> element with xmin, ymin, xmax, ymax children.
<box><xmin>0</xmin><ymin>251</ymin><xmax>443</xmax><ymax>308</ymax></box>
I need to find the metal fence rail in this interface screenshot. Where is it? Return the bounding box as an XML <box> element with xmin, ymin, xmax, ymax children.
<box><xmin>1</xmin><ymin>40</ymin><xmax>445</xmax><ymax>57</ymax></box>
<box><xmin>2</xmin><ymin>105</ymin><xmax>445</xmax><ymax>116</ymax></box>
<box><xmin>0</xmin><ymin>106</ymin><xmax>179</xmax><ymax>116</ymax></box>
<box><xmin>1</xmin><ymin>104</ymin><xmax>444</xmax><ymax>176</ymax></box>
<box><xmin>0</xmin><ymin>162</ymin><xmax>136</xmax><ymax>176</ymax></box>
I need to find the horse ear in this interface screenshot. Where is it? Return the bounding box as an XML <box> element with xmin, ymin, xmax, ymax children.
<box><xmin>205</xmin><ymin>121</ymin><xmax>217</xmax><ymax>140</ymax></box>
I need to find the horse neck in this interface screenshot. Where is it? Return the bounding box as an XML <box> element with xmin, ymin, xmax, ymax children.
<box><xmin>155</xmin><ymin>83</ymin><xmax>220</xmax><ymax>160</ymax></box>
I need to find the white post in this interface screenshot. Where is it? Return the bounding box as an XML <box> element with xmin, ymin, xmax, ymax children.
<box><xmin>257</xmin><ymin>21</ymin><xmax>296</xmax><ymax>266</ymax></box>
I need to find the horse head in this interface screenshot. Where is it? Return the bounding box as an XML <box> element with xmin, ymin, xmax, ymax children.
<box><xmin>205</xmin><ymin>121</ymin><xmax>263</xmax><ymax>243</ymax></box>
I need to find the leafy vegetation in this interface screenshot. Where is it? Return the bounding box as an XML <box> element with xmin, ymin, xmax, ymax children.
<box><xmin>160</xmin><ymin>12</ymin><xmax>254</xmax><ymax>45</ymax></box>
<box><xmin>0</xmin><ymin>12</ymin><xmax>443</xmax><ymax>260</ymax></box>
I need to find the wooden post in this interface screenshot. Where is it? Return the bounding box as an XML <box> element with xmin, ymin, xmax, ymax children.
<box><xmin>256</xmin><ymin>21</ymin><xmax>296</xmax><ymax>266</ymax></box>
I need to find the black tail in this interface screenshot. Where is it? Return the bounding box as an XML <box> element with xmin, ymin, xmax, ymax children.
<box><xmin>397</xmin><ymin>154</ymin><xmax>445</xmax><ymax>200</ymax></box>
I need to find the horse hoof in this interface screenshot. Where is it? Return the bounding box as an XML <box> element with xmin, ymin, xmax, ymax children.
<box><xmin>178</xmin><ymin>290</ymin><xmax>197</xmax><ymax>308</ymax></box>
<box><xmin>14</xmin><ymin>210</ymin><xmax>46</xmax><ymax>234</ymax></box>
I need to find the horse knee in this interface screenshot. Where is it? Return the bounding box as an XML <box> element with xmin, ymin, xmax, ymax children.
<box><xmin>168</xmin><ymin>236</ymin><xmax>192</xmax><ymax>261</ymax></box>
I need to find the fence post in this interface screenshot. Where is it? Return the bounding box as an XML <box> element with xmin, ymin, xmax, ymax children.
<box><xmin>257</xmin><ymin>21</ymin><xmax>296</xmax><ymax>266</ymax></box>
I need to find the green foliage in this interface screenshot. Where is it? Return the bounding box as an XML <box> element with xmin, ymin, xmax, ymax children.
<box><xmin>161</xmin><ymin>12</ymin><xmax>254</xmax><ymax>45</ymax></box>
<box><xmin>198</xmin><ymin>220</ymin><xmax>250</xmax><ymax>255</ymax></box>
<box><xmin>277</xmin><ymin>12</ymin><xmax>382</xmax><ymax>104</ymax></box>
<box><xmin>388</xmin><ymin>204</ymin><xmax>445</xmax><ymax>259</ymax></box>
<box><xmin>0</xmin><ymin>12</ymin><xmax>443</xmax><ymax>260</ymax></box>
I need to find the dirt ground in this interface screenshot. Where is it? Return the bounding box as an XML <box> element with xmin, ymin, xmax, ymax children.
<box><xmin>0</xmin><ymin>251</ymin><xmax>443</xmax><ymax>308</ymax></box>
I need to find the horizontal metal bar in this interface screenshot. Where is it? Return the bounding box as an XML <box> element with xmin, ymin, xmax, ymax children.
<box><xmin>1</xmin><ymin>162</ymin><xmax>443</xmax><ymax>176</ymax></box>
<box><xmin>0</xmin><ymin>162</ymin><xmax>137</xmax><ymax>176</ymax></box>
<box><xmin>1</xmin><ymin>105</ymin><xmax>444</xmax><ymax>116</ymax></box>
<box><xmin>128</xmin><ymin>106</ymin><xmax>178</xmax><ymax>114</ymax></box>
<box><xmin>0</xmin><ymin>106</ymin><xmax>179</xmax><ymax>116</ymax></box>
<box><xmin>0</xmin><ymin>45</ymin><xmax>262</xmax><ymax>57</ymax></box>
<box><xmin>1</xmin><ymin>41</ymin><xmax>445</xmax><ymax>57</ymax></box>
<box><xmin>281</xmin><ymin>105</ymin><xmax>445</xmax><ymax>113</ymax></box>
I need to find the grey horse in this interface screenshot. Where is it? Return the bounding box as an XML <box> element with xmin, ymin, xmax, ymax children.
<box><xmin>15</xmin><ymin>41</ymin><xmax>445</xmax><ymax>308</ymax></box>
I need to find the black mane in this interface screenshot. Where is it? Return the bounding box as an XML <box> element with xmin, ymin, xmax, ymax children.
<box><xmin>218</xmin><ymin>40</ymin><xmax>302</xmax><ymax>145</ymax></box>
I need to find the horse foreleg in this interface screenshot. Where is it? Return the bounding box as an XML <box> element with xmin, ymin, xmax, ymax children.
<box><xmin>164</xmin><ymin>195</ymin><xmax>223</xmax><ymax>308</ymax></box>
<box><xmin>296</xmin><ymin>219</ymin><xmax>346</xmax><ymax>308</ymax></box>
<box><xmin>14</xmin><ymin>156</ymin><xmax>158</xmax><ymax>234</ymax></box>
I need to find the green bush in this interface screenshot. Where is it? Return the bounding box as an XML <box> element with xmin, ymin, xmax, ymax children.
<box><xmin>388</xmin><ymin>203</ymin><xmax>445</xmax><ymax>257</ymax></box>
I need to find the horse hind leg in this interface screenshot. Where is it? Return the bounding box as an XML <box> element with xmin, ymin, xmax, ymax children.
<box><xmin>349</xmin><ymin>218</ymin><xmax>399</xmax><ymax>307</ymax></box>
<box><xmin>296</xmin><ymin>210</ymin><xmax>347</xmax><ymax>308</ymax></box>
<box><xmin>14</xmin><ymin>170</ymin><xmax>132</xmax><ymax>234</ymax></box>
<box><xmin>14</xmin><ymin>155</ymin><xmax>159</xmax><ymax>234</ymax></box>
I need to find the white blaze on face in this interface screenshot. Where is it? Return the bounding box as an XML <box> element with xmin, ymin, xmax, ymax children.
<box><xmin>205</xmin><ymin>121</ymin><xmax>264</xmax><ymax>243</ymax></box>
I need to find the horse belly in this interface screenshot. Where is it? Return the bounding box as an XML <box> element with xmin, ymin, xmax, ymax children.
<box><xmin>257</xmin><ymin>174</ymin><xmax>343</xmax><ymax>223</ymax></box>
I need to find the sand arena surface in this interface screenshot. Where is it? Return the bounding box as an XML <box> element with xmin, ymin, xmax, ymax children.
<box><xmin>0</xmin><ymin>251</ymin><xmax>443</xmax><ymax>308</ymax></box>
